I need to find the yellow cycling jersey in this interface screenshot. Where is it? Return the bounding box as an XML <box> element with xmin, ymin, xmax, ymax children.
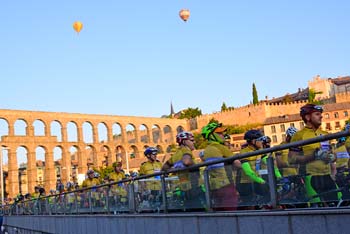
<box><xmin>290</xmin><ymin>126</ymin><xmax>331</xmax><ymax>176</ymax></box>
<box><xmin>168</xmin><ymin>147</ymin><xmax>194</xmax><ymax>166</ymax></box>
<box><xmin>139</xmin><ymin>160</ymin><xmax>162</xmax><ymax>190</ymax></box>
<box><xmin>275</xmin><ymin>142</ymin><xmax>298</xmax><ymax>176</ymax></box>
<box><xmin>345</xmin><ymin>137</ymin><xmax>350</xmax><ymax>152</ymax></box>
<box><xmin>109</xmin><ymin>171</ymin><xmax>126</xmax><ymax>182</ymax></box>
<box><xmin>335</xmin><ymin>144</ymin><xmax>350</xmax><ymax>168</ymax></box>
<box><xmin>81</xmin><ymin>178</ymin><xmax>100</xmax><ymax>188</ymax></box>
<box><xmin>240</xmin><ymin>145</ymin><xmax>262</xmax><ymax>183</ymax></box>
<box><xmin>202</xmin><ymin>142</ymin><xmax>233</xmax><ymax>190</ymax></box>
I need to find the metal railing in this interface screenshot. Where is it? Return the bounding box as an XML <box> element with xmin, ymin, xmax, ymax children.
<box><xmin>3</xmin><ymin>130</ymin><xmax>350</xmax><ymax>215</ymax></box>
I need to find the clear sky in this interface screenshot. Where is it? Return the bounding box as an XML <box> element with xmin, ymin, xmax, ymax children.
<box><xmin>1</xmin><ymin>1</ymin><xmax>350</xmax><ymax>117</ymax></box>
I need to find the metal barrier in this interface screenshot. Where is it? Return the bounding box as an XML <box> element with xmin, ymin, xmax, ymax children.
<box><xmin>3</xmin><ymin>130</ymin><xmax>350</xmax><ymax>215</ymax></box>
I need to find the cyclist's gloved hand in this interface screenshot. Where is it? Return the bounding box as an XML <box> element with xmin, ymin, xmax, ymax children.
<box><xmin>314</xmin><ymin>148</ymin><xmax>334</xmax><ymax>163</ymax></box>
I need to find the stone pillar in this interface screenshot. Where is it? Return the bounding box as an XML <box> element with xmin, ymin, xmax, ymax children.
<box><xmin>7</xmin><ymin>150</ymin><xmax>19</xmax><ymax>199</ymax></box>
<box><xmin>44</xmin><ymin>122</ymin><xmax>50</xmax><ymax>137</ymax></box>
<box><xmin>147</xmin><ymin>129</ymin><xmax>152</xmax><ymax>144</ymax></box>
<box><xmin>92</xmin><ymin>127</ymin><xmax>98</xmax><ymax>143</ymax></box>
<box><xmin>60</xmin><ymin>150</ymin><xmax>70</xmax><ymax>184</ymax></box>
<box><xmin>134</xmin><ymin>130</ymin><xmax>140</xmax><ymax>144</ymax></box>
<box><xmin>107</xmin><ymin>126</ymin><xmax>113</xmax><ymax>143</ymax></box>
<box><xmin>61</xmin><ymin>127</ymin><xmax>67</xmax><ymax>142</ymax></box>
<box><xmin>77</xmin><ymin>127</ymin><xmax>83</xmax><ymax>143</ymax></box>
<box><xmin>61</xmin><ymin>150</ymin><xmax>72</xmax><ymax>184</ymax></box>
<box><xmin>8</xmin><ymin>121</ymin><xmax>14</xmax><ymax>136</ymax></box>
<box><xmin>27</xmin><ymin>151</ymin><xmax>37</xmax><ymax>194</ymax></box>
<box><xmin>77</xmin><ymin>150</ymin><xmax>87</xmax><ymax>174</ymax></box>
<box><xmin>121</xmin><ymin>128</ymin><xmax>127</xmax><ymax>144</ymax></box>
<box><xmin>27</xmin><ymin>124</ymin><xmax>34</xmax><ymax>136</ymax></box>
<box><xmin>44</xmin><ymin>151</ymin><xmax>56</xmax><ymax>193</ymax></box>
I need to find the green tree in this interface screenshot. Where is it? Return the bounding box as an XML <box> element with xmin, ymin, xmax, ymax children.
<box><xmin>252</xmin><ymin>83</ymin><xmax>259</xmax><ymax>104</ymax></box>
<box><xmin>282</xmin><ymin>94</ymin><xmax>293</xmax><ymax>103</ymax></box>
<box><xmin>209</xmin><ymin>118</ymin><xmax>219</xmax><ymax>124</ymax></box>
<box><xmin>221</xmin><ymin>102</ymin><xmax>228</xmax><ymax>111</ymax></box>
<box><xmin>94</xmin><ymin>166</ymin><xmax>114</xmax><ymax>180</ymax></box>
<box><xmin>179</xmin><ymin>107</ymin><xmax>202</xmax><ymax>119</ymax></box>
<box><xmin>308</xmin><ymin>88</ymin><xmax>323</xmax><ymax>104</ymax></box>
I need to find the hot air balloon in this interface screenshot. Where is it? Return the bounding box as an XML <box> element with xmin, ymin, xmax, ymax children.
<box><xmin>73</xmin><ymin>21</ymin><xmax>83</xmax><ymax>34</ymax></box>
<box><xmin>179</xmin><ymin>9</ymin><xmax>190</xmax><ymax>22</ymax></box>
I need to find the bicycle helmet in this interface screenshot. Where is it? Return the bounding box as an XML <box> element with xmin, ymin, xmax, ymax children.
<box><xmin>176</xmin><ymin>131</ymin><xmax>194</xmax><ymax>145</ymax></box>
<box><xmin>201</xmin><ymin>122</ymin><xmax>227</xmax><ymax>144</ymax></box>
<box><xmin>87</xmin><ymin>169</ymin><xmax>95</xmax><ymax>175</ymax></box>
<box><xmin>244</xmin><ymin>130</ymin><xmax>263</xmax><ymax>142</ymax></box>
<box><xmin>338</xmin><ymin>137</ymin><xmax>347</xmax><ymax>144</ymax></box>
<box><xmin>112</xmin><ymin>161</ymin><xmax>122</xmax><ymax>167</ymax></box>
<box><xmin>286</xmin><ymin>126</ymin><xmax>298</xmax><ymax>137</ymax></box>
<box><xmin>300</xmin><ymin>104</ymin><xmax>323</xmax><ymax>117</ymax></box>
<box><xmin>144</xmin><ymin>147</ymin><xmax>158</xmax><ymax>156</ymax></box>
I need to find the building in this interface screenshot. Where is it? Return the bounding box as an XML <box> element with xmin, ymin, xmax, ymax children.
<box><xmin>264</xmin><ymin>102</ymin><xmax>350</xmax><ymax>146</ymax></box>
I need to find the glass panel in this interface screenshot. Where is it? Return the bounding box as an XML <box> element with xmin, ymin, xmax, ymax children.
<box><xmin>108</xmin><ymin>181</ymin><xmax>129</xmax><ymax>214</ymax></box>
<box><xmin>134</xmin><ymin>176</ymin><xmax>163</xmax><ymax>213</ymax></box>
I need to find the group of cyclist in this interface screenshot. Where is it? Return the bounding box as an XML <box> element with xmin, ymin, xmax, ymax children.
<box><xmin>9</xmin><ymin>103</ymin><xmax>350</xmax><ymax>212</ymax></box>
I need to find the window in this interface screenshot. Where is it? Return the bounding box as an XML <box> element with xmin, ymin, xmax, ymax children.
<box><xmin>325</xmin><ymin>113</ymin><xmax>330</xmax><ymax>119</ymax></box>
<box><xmin>290</xmin><ymin>123</ymin><xmax>295</xmax><ymax>127</ymax></box>
<box><xmin>271</xmin><ymin>125</ymin><xmax>276</xmax><ymax>133</ymax></box>
<box><xmin>272</xmin><ymin>135</ymin><xmax>277</xmax><ymax>143</ymax></box>
<box><xmin>299</xmin><ymin>122</ymin><xmax>304</xmax><ymax>129</ymax></box>
<box><xmin>334</xmin><ymin>112</ymin><xmax>339</xmax><ymax>118</ymax></box>
<box><xmin>326</xmin><ymin>123</ymin><xmax>331</xmax><ymax>131</ymax></box>
<box><xmin>280</xmin><ymin>124</ymin><xmax>285</xmax><ymax>132</ymax></box>
<box><xmin>344</xmin><ymin>111</ymin><xmax>348</xmax><ymax>117</ymax></box>
<box><xmin>335</xmin><ymin>122</ymin><xmax>341</xmax><ymax>130</ymax></box>
<box><xmin>130</xmin><ymin>153</ymin><xmax>135</xmax><ymax>159</ymax></box>
<box><xmin>282</xmin><ymin>134</ymin><xmax>286</xmax><ymax>142</ymax></box>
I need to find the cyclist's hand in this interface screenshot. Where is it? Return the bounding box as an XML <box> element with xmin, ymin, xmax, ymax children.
<box><xmin>256</xmin><ymin>177</ymin><xmax>266</xmax><ymax>184</ymax></box>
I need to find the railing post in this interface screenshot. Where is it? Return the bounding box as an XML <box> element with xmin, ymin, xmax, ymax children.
<box><xmin>203</xmin><ymin>169</ymin><xmax>213</xmax><ymax>212</ymax></box>
<box><xmin>128</xmin><ymin>182</ymin><xmax>136</xmax><ymax>213</ymax></box>
<box><xmin>75</xmin><ymin>192</ymin><xmax>79</xmax><ymax>214</ymax></box>
<box><xmin>267</xmin><ymin>154</ymin><xmax>278</xmax><ymax>208</ymax></box>
<box><xmin>88</xmin><ymin>191</ymin><xmax>93</xmax><ymax>214</ymax></box>
<box><xmin>161</xmin><ymin>175</ymin><xmax>168</xmax><ymax>213</ymax></box>
<box><xmin>106</xmin><ymin>186</ymin><xmax>110</xmax><ymax>214</ymax></box>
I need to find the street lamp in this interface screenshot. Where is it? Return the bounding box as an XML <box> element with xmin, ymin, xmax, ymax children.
<box><xmin>0</xmin><ymin>146</ymin><xmax>8</xmax><ymax>205</ymax></box>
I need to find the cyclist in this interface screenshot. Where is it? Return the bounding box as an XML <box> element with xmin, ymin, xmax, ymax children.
<box><xmin>334</xmin><ymin>137</ymin><xmax>350</xmax><ymax>200</ymax></box>
<box><xmin>201</xmin><ymin>122</ymin><xmax>239</xmax><ymax>210</ymax></box>
<box><xmin>109</xmin><ymin>161</ymin><xmax>127</xmax><ymax>206</ymax></box>
<box><xmin>276</xmin><ymin>127</ymin><xmax>299</xmax><ymax>177</ymax></box>
<box><xmin>288</xmin><ymin>104</ymin><xmax>340</xmax><ymax>205</ymax></box>
<box><xmin>237</xmin><ymin>130</ymin><xmax>270</xmax><ymax>207</ymax></box>
<box><xmin>139</xmin><ymin>147</ymin><xmax>163</xmax><ymax>209</ymax></box>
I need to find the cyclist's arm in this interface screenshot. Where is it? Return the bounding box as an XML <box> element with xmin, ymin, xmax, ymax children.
<box><xmin>241</xmin><ymin>162</ymin><xmax>265</xmax><ymax>184</ymax></box>
<box><xmin>288</xmin><ymin>149</ymin><xmax>314</xmax><ymax>164</ymax></box>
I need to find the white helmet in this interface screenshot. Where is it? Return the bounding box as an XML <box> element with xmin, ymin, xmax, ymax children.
<box><xmin>286</xmin><ymin>127</ymin><xmax>298</xmax><ymax>137</ymax></box>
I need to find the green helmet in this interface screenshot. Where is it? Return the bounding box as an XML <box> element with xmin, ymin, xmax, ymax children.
<box><xmin>201</xmin><ymin>122</ymin><xmax>226</xmax><ymax>144</ymax></box>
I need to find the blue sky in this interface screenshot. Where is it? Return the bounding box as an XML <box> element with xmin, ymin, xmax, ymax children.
<box><xmin>1</xmin><ymin>1</ymin><xmax>350</xmax><ymax>117</ymax></box>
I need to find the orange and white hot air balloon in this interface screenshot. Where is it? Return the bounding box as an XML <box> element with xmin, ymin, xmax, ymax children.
<box><xmin>179</xmin><ymin>9</ymin><xmax>190</xmax><ymax>22</ymax></box>
<box><xmin>73</xmin><ymin>21</ymin><xmax>83</xmax><ymax>34</ymax></box>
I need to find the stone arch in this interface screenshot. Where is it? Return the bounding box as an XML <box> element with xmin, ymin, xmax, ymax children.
<box><xmin>112</xmin><ymin>123</ymin><xmax>123</xmax><ymax>143</ymax></box>
<box><xmin>163</xmin><ymin>125</ymin><xmax>173</xmax><ymax>144</ymax></box>
<box><xmin>50</xmin><ymin>120</ymin><xmax>63</xmax><ymax>142</ymax></box>
<box><xmin>53</xmin><ymin>146</ymin><xmax>63</xmax><ymax>181</ymax></box>
<box><xmin>156</xmin><ymin>145</ymin><xmax>164</xmax><ymax>154</ymax></box>
<box><xmin>139</xmin><ymin>124</ymin><xmax>150</xmax><ymax>143</ymax></box>
<box><xmin>0</xmin><ymin>118</ymin><xmax>9</xmax><ymax>138</ymax></box>
<box><xmin>69</xmin><ymin>145</ymin><xmax>83</xmax><ymax>176</ymax></box>
<box><xmin>126</xmin><ymin>124</ymin><xmax>137</xmax><ymax>144</ymax></box>
<box><xmin>129</xmin><ymin>145</ymin><xmax>139</xmax><ymax>159</ymax></box>
<box><xmin>115</xmin><ymin>145</ymin><xmax>126</xmax><ymax>163</ymax></box>
<box><xmin>67</xmin><ymin>121</ymin><xmax>78</xmax><ymax>142</ymax></box>
<box><xmin>16</xmin><ymin>146</ymin><xmax>28</xmax><ymax>194</ymax></box>
<box><xmin>98</xmin><ymin>122</ymin><xmax>108</xmax><ymax>143</ymax></box>
<box><xmin>152</xmin><ymin>124</ymin><xmax>162</xmax><ymax>144</ymax></box>
<box><xmin>85</xmin><ymin>145</ymin><xmax>96</xmax><ymax>169</ymax></box>
<box><xmin>176</xmin><ymin>126</ymin><xmax>185</xmax><ymax>133</ymax></box>
<box><xmin>14</xmin><ymin>119</ymin><xmax>28</xmax><ymax>136</ymax></box>
<box><xmin>35</xmin><ymin>146</ymin><xmax>47</xmax><ymax>187</ymax></box>
<box><xmin>33</xmin><ymin>119</ymin><xmax>46</xmax><ymax>136</ymax></box>
<box><xmin>82</xmin><ymin>121</ymin><xmax>94</xmax><ymax>144</ymax></box>
<box><xmin>143</xmin><ymin>145</ymin><xmax>150</xmax><ymax>149</ymax></box>
<box><xmin>100</xmin><ymin>145</ymin><xmax>112</xmax><ymax>167</ymax></box>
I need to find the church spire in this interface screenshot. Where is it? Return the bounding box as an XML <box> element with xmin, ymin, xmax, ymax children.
<box><xmin>170</xmin><ymin>102</ymin><xmax>175</xmax><ymax>116</ymax></box>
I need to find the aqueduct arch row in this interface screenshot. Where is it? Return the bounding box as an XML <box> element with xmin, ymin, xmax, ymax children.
<box><xmin>0</xmin><ymin>109</ymin><xmax>188</xmax><ymax>198</ymax></box>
